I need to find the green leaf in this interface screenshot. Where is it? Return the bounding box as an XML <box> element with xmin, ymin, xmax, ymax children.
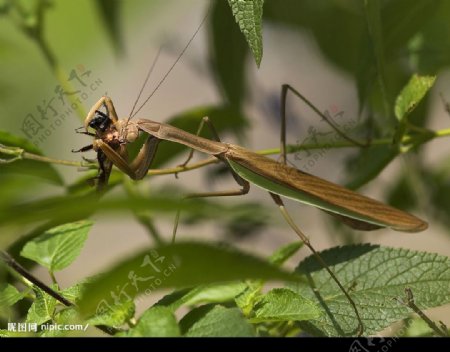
<box><xmin>269</xmin><ymin>241</ymin><xmax>303</xmax><ymax>266</ymax></box>
<box><xmin>394</xmin><ymin>75</ymin><xmax>436</xmax><ymax>122</ymax></box>
<box><xmin>127</xmin><ymin>306</ymin><xmax>180</xmax><ymax>337</ymax></box>
<box><xmin>0</xmin><ymin>131</ymin><xmax>63</xmax><ymax>185</ymax></box>
<box><xmin>60</xmin><ymin>282</ymin><xmax>88</xmax><ymax>303</ymax></box>
<box><xmin>0</xmin><ymin>192</ymin><xmax>245</xmax><ymax>228</ymax></box>
<box><xmin>182</xmin><ymin>282</ymin><xmax>248</xmax><ymax>307</ymax></box>
<box><xmin>210</xmin><ymin>2</ymin><xmax>248</xmax><ymax>108</ymax></box>
<box><xmin>26</xmin><ymin>288</ymin><xmax>57</xmax><ymax>325</ymax></box>
<box><xmin>94</xmin><ymin>0</ymin><xmax>123</xmax><ymax>54</ymax></box>
<box><xmin>289</xmin><ymin>244</ymin><xmax>450</xmax><ymax>336</ymax></box>
<box><xmin>87</xmin><ymin>301</ymin><xmax>135</xmax><ymax>327</ymax></box>
<box><xmin>227</xmin><ymin>0</ymin><xmax>264</xmax><ymax>67</ymax></box>
<box><xmin>399</xmin><ymin>317</ymin><xmax>435</xmax><ymax>337</ymax></box>
<box><xmin>20</xmin><ymin>221</ymin><xmax>92</xmax><ymax>271</ymax></box>
<box><xmin>251</xmin><ymin>288</ymin><xmax>321</xmax><ymax>323</ymax></box>
<box><xmin>0</xmin><ymin>329</ymin><xmax>36</xmax><ymax>337</ymax></box>
<box><xmin>78</xmin><ymin>241</ymin><xmax>299</xmax><ymax>317</ymax></box>
<box><xmin>41</xmin><ymin>308</ymin><xmax>86</xmax><ymax>337</ymax></box>
<box><xmin>235</xmin><ymin>241</ymin><xmax>303</xmax><ymax>315</ymax></box>
<box><xmin>0</xmin><ymin>284</ymin><xmax>27</xmax><ymax>307</ymax></box>
<box><xmin>345</xmin><ymin>144</ymin><xmax>399</xmax><ymax>189</ymax></box>
<box><xmin>363</xmin><ymin>0</ymin><xmax>389</xmax><ymax>115</ymax></box>
<box><xmin>157</xmin><ymin>282</ymin><xmax>248</xmax><ymax>311</ymax></box>
<box><xmin>180</xmin><ymin>304</ymin><xmax>255</xmax><ymax>337</ymax></box>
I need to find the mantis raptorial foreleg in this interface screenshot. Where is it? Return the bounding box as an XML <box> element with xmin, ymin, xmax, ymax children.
<box><xmin>86</xmin><ymin>96</ymin><xmax>119</xmax><ymax>127</ymax></box>
<box><xmin>96</xmin><ymin>135</ymin><xmax>160</xmax><ymax>180</ymax></box>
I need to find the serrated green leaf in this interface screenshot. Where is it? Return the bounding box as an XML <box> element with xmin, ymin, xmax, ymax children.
<box><xmin>127</xmin><ymin>306</ymin><xmax>180</xmax><ymax>337</ymax></box>
<box><xmin>394</xmin><ymin>75</ymin><xmax>436</xmax><ymax>121</ymax></box>
<box><xmin>227</xmin><ymin>0</ymin><xmax>264</xmax><ymax>67</ymax></box>
<box><xmin>78</xmin><ymin>241</ymin><xmax>299</xmax><ymax>317</ymax></box>
<box><xmin>20</xmin><ymin>221</ymin><xmax>92</xmax><ymax>271</ymax></box>
<box><xmin>26</xmin><ymin>288</ymin><xmax>57</xmax><ymax>325</ymax></box>
<box><xmin>87</xmin><ymin>301</ymin><xmax>135</xmax><ymax>327</ymax></box>
<box><xmin>0</xmin><ymin>284</ymin><xmax>27</xmax><ymax>307</ymax></box>
<box><xmin>60</xmin><ymin>282</ymin><xmax>87</xmax><ymax>303</ymax></box>
<box><xmin>289</xmin><ymin>244</ymin><xmax>450</xmax><ymax>336</ymax></box>
<box><xmin>234</xmin><ymin>282</ymin><xmax>262</xmax><ymax>316</ymax></box>
<box><xmin>251</xmin><ymin>288</ymin><xmax>321</xmax><ymax>323</ymax></box>
<box><xmin>180</xmin><ymin>304</ymin><xmax>255</xmax><ymax>337</ymax></box>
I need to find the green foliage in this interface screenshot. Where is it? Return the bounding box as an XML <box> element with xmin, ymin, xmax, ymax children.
<box><xmin>251</xmin><ymin>288</ymin><xmax>321</xmax><ymax>323</ymax></box>
<box><xmin>0</xmin><ymin>284</ymin><xmax>27</xmax><ymax>307</ymax></box>
<box><xmin>0</xmin><ymin>0</ymin><xmax>449</xmax><ymax>338</ymax></box>
<box><xmin>78</xmin><ymin>241</ymin><xmax>299</xmax><ymax>317</ymax></box>
<box><xmin>227</xmin><ymin>0</ymin><xmax>264</xmax><ymax>67</ymax></box>
<box><xmin>180</xmin><ymin>305</ymin><xmax>255</xmax><ymax>337</ymax></box>
<box><xmin>126</xmin><ymin>307</ymin><xmax>180</xmax><ymax>337</ymax></box>
<box><xmin>290</xmin><ymin>245</ymin><xmax>450</xmax><ymax>336</ymax></box>
<box><xmin>395</xmin><ymin>75</ymin><xmax>436</xmax><ymax>122</ymax></box>
<box><xmin>21</xmin><ymin>221</ymin><xmax>92</xmax><ymax>272</ymax></box>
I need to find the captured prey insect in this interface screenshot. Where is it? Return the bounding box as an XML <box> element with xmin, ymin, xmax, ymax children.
<box><xmin>72</xmin><ymin>17</ymin><xmax>427</xmax><ymax>336</ymax></box>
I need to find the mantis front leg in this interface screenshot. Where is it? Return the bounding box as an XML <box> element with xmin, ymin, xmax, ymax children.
<box><xmin>96</xmin><ymin>135</ymin><xmax>160</xmax><ymax>180</ymax></box>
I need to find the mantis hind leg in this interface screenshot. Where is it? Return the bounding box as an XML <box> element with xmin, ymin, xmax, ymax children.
<box><xmin>280</xmin><ymin>84</ymin><xmax>368</xmax><ymax>165</ymax></box>
<box><xmin>272</xmin><ymin>85</ymin><xmax>364</xmax><ymax>335</ymax></box>
<box><xmin>269</xmin><ymin>192</ymin><xmax>364</xmax><ymax>336</ymax></box>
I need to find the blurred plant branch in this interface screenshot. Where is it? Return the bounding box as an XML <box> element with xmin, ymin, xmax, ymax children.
<box><xmin>2</xmin><ymin>126</ymin><xmax>449</xmax><ymax>175</ymax></box>
<box><xmin>3</xmin><ymin>0</ymin><xmax>86</xmax><ymax>121</ymax></box>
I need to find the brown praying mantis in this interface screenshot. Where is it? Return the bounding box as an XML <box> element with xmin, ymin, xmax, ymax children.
<box><xmin>72</xmin><ymin>22</ymin><xmax>427</xmax><ymax>337</ymax></box>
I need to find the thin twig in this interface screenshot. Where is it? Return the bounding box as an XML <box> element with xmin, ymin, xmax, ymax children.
<box><xmin>394</xmin><ymin>287</ymin><xmax>449</xmax><ymax>337</ymax></box>
<box><xmin>1</xmin><ymin>128</ymin><xmax>450</xmax><ymax>176</ymax></box>
<box><xmin>0</xmin><ymin>250</ymin><xmax>118</xmax><ymax>336</ymax></box>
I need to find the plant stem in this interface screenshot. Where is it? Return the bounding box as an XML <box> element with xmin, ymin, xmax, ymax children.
<box><xmin>1</xmin><ymin>250</ymin><xmax>72</xmax><ymax>306</ymax></box>
<box><xmin>2</xmin><ymin>128</ymin><xmax>450</xmax><ymax>176</ymax></box>
<box><xmin>0</xmin><ymin>250</ymin><xmax>118</xmax><ymax>336</ymax></box>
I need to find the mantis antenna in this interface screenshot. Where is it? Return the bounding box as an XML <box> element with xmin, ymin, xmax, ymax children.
<box><xmin>125</xmin><ymin>7</ymin><xmax>210</xmax><ymax>126</ymax></box>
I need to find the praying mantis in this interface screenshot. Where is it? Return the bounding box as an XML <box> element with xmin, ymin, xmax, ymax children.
<box><xmin>73</xmin><ymin>20</ymin><xmax>427</xmax><ymax>337</ymax></box>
